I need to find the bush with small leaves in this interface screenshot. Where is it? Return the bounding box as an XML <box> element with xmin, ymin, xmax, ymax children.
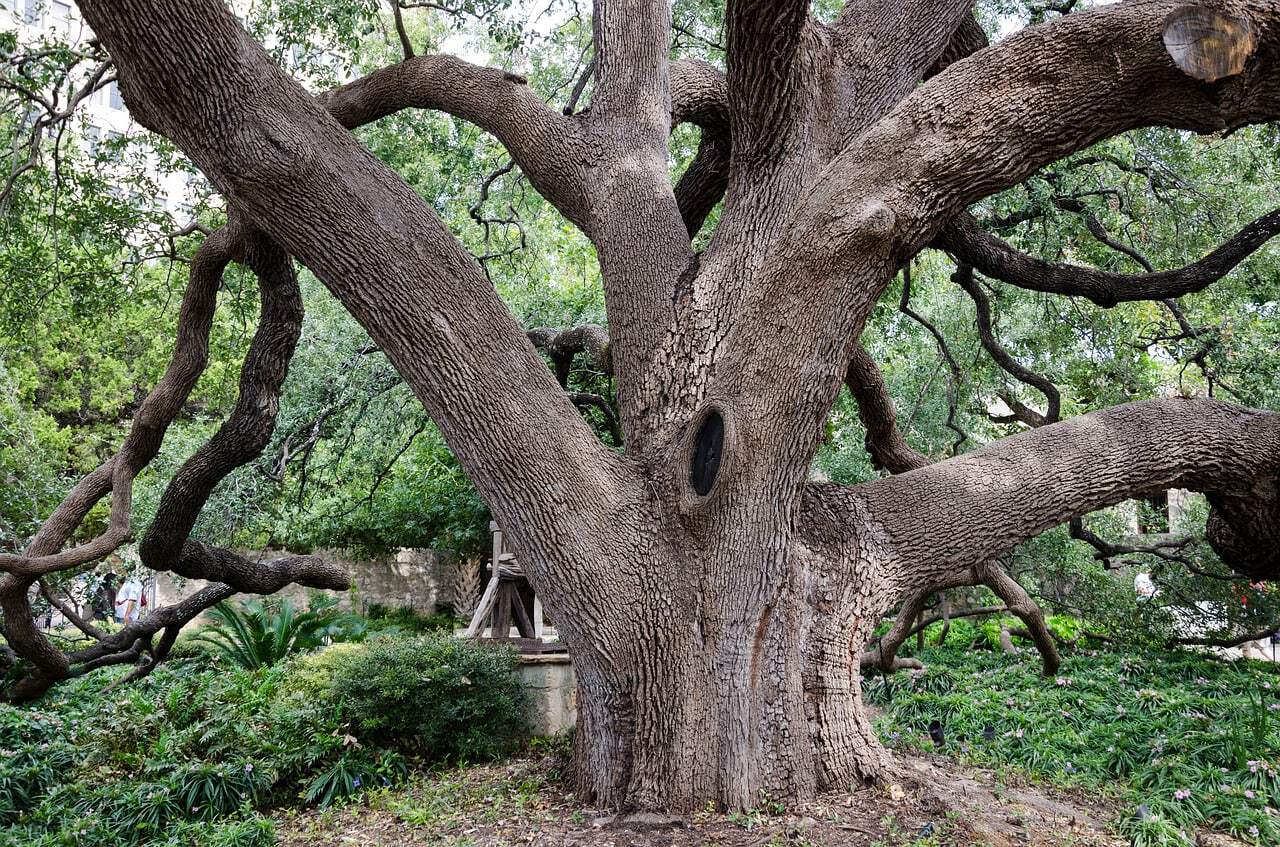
<box><xmin>330</xmin><ymin>634</ymin><xmax>528</xmax><ymax>761</ymax></box>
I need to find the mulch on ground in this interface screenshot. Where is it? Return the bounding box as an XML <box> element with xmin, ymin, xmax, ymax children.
<box><xmin>275</xmin><ymin>750</ymin><xmax>1132</xmax><ymax>846</ymax></box>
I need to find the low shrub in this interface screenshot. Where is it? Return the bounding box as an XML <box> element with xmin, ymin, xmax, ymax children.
<box><xmin>0</xmin><ymin>627</ymin><xmax>531</xmax><ymax>843</ymax></box>
<box><xmin>274</xmin><ymin>641</ymin><xmax>366</xmax><ymax>702</ymax></box>
<box><xmin>330</xmin><ymin>633</ymin><xmax>528</xmax><ymax>761</ymax></box>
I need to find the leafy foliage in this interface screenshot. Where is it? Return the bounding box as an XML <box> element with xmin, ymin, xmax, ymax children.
<box><xmin>0</xmin><ymin>624</ymin><xmax>530</xmax><ymax>844</ymax></box>
<box><xmin>187</xmin><ymin>594</ymin><xmax>364</xmax><ymax>669</ymax></box>
<box><xmin>868</xmin><ymin>644</ymin><xmax>1280</xmax><ymax>845</ymax></box>
<box><xmin>331</xmin><ymin>633</ymin><xmax>528</xmax><ymax>760</ymax></box>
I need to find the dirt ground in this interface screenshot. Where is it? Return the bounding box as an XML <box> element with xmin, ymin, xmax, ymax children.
<box><xmin>275</xmin><ymin>751</ymin><xmax>1140</xmax><ymax>847</ymax></box>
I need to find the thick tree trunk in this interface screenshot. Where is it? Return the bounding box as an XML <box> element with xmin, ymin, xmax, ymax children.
<box><xmin>557</xmin><ymin>533</ymin><xmax>893</xmax><ymax>812</ymax></box>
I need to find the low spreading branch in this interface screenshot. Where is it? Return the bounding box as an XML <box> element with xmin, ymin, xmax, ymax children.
<box><xmin>853</xmin><ymin>397</ymin><xmax>1280</xmax><ymax>590</ymax></box>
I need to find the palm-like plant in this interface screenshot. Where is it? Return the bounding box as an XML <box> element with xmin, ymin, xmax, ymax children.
<box><xmin>189</xmin><ymin>596</ymin><xmax>354</xmax><ymax>669</ymax></box>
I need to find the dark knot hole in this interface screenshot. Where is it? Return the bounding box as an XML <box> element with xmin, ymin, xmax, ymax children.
<box><xmin>690</xmin><ymin>410</ymin><xmax>725</xmax><ymax>497</ymax></box>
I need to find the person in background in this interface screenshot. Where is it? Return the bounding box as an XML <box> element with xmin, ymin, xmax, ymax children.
<box><xmin>115</xmin><ymin>575</ymin><xmax>144</xmax><ymax>624</ymax></box>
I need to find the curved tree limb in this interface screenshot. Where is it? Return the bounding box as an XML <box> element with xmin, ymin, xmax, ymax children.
<box><xmin>844</xmin><ymin>344</ymin><xmax>931</xmax><ymax>474</ymax></box>
<box><xmin>527</xmin><ymin>324</ymin><xmax>612</xmax><ymax>386</ymax></box>
<box><xmin>315</xmin><ymin>54</ymin><xmax>589</xmax><ymax>228</ymax></box>
<box><xmin>938</xmin><ymin>207</ymin><xmax>1280</xmax><ymax>307</ymax></box>
<box><xmin>3</xmin><ymin>227</ymin><xmax>349</xmax><ymax>700</ymax></box>
<box><xmin>899</xmin><ymin>265</ymin><xmax>967</xmax><ymax>453</ymax></box>
<box><xmin>569</xmin><ymin>393</ymin><xmax>624</xmax><ymax>446</ymax></box>
<box><xmin>676</xmin><ymin>130</ymin><xmax>731</xmax><ymax>239</ymax></box>
<box><xmin>952</xmin><ymin>263</ymin><xmax>1062</xmax><ymax>426</ymax></box>
<box><xmin>138</xmin><ymin>231</ymin><xmax>347</xmax><ymax>593</ymax></box>
<box><xmin>0</xmin><ymin>223</ymin><xmax>242</xmax><ymax>577</ymax></box>
<box><xmin>850</xmin><ymin>397</ymin><xmax>1280</xmax><ymax>591</ymax></box>
<box><xmin>670</xmin><ymin>59</ymin><xmax>729</xmax><ymax>132</ymax></box>
<box><xmin>669</xmin><ymin>59</ymin><xmax>731</xmax><ymax>238</ymax></box>
<box><xmin>973</xmin><ymin>559</ymin><xmax>1060</xmax><ymax>675</ymax></box>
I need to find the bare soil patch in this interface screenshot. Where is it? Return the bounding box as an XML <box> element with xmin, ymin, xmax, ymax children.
<box><xmin>275</xmin><ymin>751</ymin><xmax>1130</xmax><ymax>846</ymax></box>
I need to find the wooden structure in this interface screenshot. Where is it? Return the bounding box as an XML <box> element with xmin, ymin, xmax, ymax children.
<box><xmin>464</xmin><ymin>521</ymin><xmax>546</xmax><ymax>640</ymax></box>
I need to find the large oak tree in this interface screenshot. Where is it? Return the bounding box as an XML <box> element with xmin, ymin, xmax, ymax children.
<box><xmin>4</xmin><ymin>0</ymin><xmax>1280</xmax><ymax>813</ymax></box>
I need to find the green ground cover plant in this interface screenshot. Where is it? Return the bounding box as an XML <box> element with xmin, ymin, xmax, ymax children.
<box><xmin>0</xmin><ymin>629</ymin><xmax>525</xmax><ymax>846</ymax></box>
<box><xmin>867</xmin><ymin>643</ymin><xmax>1280</xmax><ymax>845</ymax></box>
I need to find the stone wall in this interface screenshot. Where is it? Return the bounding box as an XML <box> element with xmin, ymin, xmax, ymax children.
<box><xmin>154</xmin><ymin>547</ymin><xmax>453</xmax><ymax>625</ymax></box>
<box><xmin>517</xmin><ymin>654</ymin><xmax>577</xmax><ymax>736</ymax></box>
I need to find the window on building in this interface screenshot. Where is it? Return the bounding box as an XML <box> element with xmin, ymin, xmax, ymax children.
<box><xmin>106</xmin><ymin>81</ymin><xmax>124</xmax><ymax>111</ymax></box>
<box><xmin>85</xmin><ymin>125</ymin><xmax>100</xmax><ymax>155</ymax></box>
<box><xmin>22</xmin><ymin>0</ymin><xmax>39</xmax><ymax>24</ymax></box>
<box><xmin>52</xmin><ymin>0</ymin><xmax>71</xmax><ymax>20</ymax></box>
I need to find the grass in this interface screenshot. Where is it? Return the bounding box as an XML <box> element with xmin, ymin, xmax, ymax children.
<box><xmin>866</xmin><ymin>642</ymin><xmax>1280</xmax><ymax>845</ymax></box>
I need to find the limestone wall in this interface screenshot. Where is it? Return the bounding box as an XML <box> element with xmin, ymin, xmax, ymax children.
<box><xmin>154</xmin><ymin>547</ymin><xmax>453</xmax><ymax>625</ymax></box>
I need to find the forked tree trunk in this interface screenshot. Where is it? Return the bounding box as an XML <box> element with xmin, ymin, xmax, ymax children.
<box><xmin>59</xmin><ymin>0</ymin><xmax>1280</xmax><ymax>817</ymax></box>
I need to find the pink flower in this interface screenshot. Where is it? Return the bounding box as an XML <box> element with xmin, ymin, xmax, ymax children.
<box><xmin>1174</xmin><ymin>789</ymin><xmax>1191</xmax><ymax>800</ymax></box>
<box><xmin>1244</xmin><ymin>789</ymin><xmax>1256</xmax><ymax>800</ymax></box>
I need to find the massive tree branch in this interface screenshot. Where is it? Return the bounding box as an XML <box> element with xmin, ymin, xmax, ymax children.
<box><xmin>725</xmin><ymin>0</ymin><xmax>811</xmax><ymax>161</ymax></box>
<box><xmin>830</xmin><ymin>0</ymin><xmax>980</xmax><ymax>144</ymax></box>
<box><xmin>317</xmin><ymin>55</ymin><xmax>589</xmax><ymax>228</ymax></box>
<box><xmin>939</xmin><ymin>207</ymin><xmax>1280</xmax><ymax>307</ymax></box>
<box><xmin>579</xmin><ymin>0</ymin><xmax>694</xmax><ymax>451</ymax></box>
<box><xmin>854</xmin><ymin>398</ymin><xmax>1280</xmax><ymax>589</ymax></box>
<box><xmin>590</xmin><ymin>0</ymin><xmax>670</xmax><ymax>139</ymax></box>
<box><xmin>715</xmin><ymin>0</ymin><xmax>1280</xmax><ymax>508</ymax></box>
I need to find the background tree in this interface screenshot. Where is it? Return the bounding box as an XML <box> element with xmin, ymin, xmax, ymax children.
<box><xmin>3</xmin><ymin>0</ymin><xmax>1280</xmax><ymax>816</ymax></box>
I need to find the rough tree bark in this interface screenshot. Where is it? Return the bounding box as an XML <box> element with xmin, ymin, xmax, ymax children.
<box><xmin>13</xmin><ymin>0</ymin><xmax>1279</xmax><ymax>814</ymax></box>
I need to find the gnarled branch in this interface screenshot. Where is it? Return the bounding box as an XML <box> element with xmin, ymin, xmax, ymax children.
<box><xmin>952</xmin><ymin>263</ymin><xmax>1062</xmax><ymax>427</ymax></box>
<box><xmin>939</xmin><ymin>207</ymin><xmax>1280</xmax><ymax>308</ymax></box>
<box><xmin>316</xmin><ymin>54</ymin><xmax>588</xmax><ymax>228</ymax></box>
<box><xmin>844</xmin><ymin>344</ymin><xmax>931</xmax><ymax>474</ymax></box>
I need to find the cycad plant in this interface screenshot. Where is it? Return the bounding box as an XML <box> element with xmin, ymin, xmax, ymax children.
<box><xmin>190</xmin><ymin>596</ymin><xmax>351</xmax><ymax>669</ymax></box>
